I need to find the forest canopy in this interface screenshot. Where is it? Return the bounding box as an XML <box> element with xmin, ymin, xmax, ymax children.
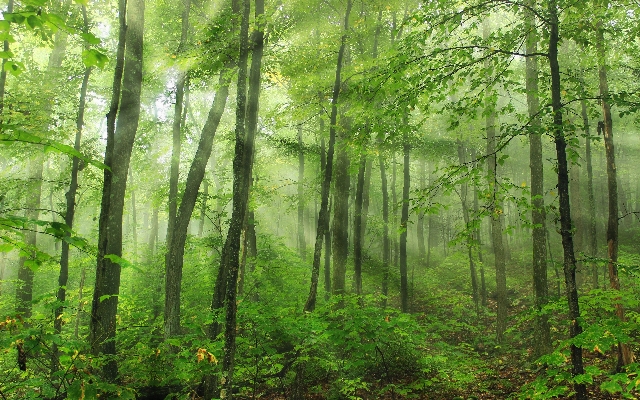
<box><xmin>1</xmin><ymin>0</ymin><xmax>640</xmax><ymax>399</ymax></box>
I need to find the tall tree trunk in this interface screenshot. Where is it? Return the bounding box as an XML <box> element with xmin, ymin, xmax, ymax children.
<box><xmin>166</xmin><ymin>0</ymin><xmax>191</xmax><ymax>249</ymax></box>
<box><xmin>457</xmin><ymin>141</ymin><xmax>479</xmax><ymax>313</ymax></box>
<box><xmin>320</xmin><ymin>133</ymin><xmax>332</xmax><ymax>298</ymax></box>
<box><xmin>472</xmin><ymin>149</ymin><xmax>487</xmax><ymax>307</ymax></box>
<box><xmin>525</xmin><ymin>0</ymin><xmax>551</xmax><ymax>358</ymax></box>
<box><xmin>90</xmin><ymin>0</ymin><xmax>144</xmax><ymax>381</ymax></box>
<box><xmin>16</xmin><ymin>24</ymin><xmax>69</xmax><ymax>318</ymax></box>
<box><xmin>596</xmin><ymin>18</ymin><xmax>634</xmax><ymax>368</ymax></box>
<box><xmin>53</xmin><ymin>6</ymin><xmax>92</xmax><ymax>371</ymax></box>
<box><xmin>547</xmin><ymin>1</ymin><xmax>586</xmax><ymax>397</ymax></box>
<box><xmin>163</xmin><ymin>0</ymin><xmax>192</xmax><ymax>340</ymax></box>
<box><xmin>332</xmin><ymin>120</ymin><xmax>350</xmax><ymax>296</ymax></box>
<box><xmin>399</xmin><ymin>125</ymin><xmax>410</xmax><ymax>313</ymax></box>
<box><xmin>167</xmin><ymin>35</ymin><xmax>236</xmax><ymax>343</ymax></box>
<box><xmin>207</xmin><ymin>2</ymin><xmax>257</xmax><ymax>342</ymax></box>
<box><xmin>581</xmin><ymin>99</ymin><xmax>598</xmax><ymax>288</ymax></box>
<box><xmin>379</xmin><ymin>136</ymin><xmax>390</xmax><ymax>307</ymax></box>
<box><xmin>303</xmin><ymin>0</ymin><xmax>352</xmax><ymax>312</ymax></box>
<box><xmin>219</xmin><ymin>0</ymin><xmax>264</xmax><ymax>396</ymax></box>
<box><xmin>199</xmin><ymin>178</ymin><xmax>208</xmax><ymax>237</ymax></box>
<box><xmin>297</xmin><ymin>125</ymin><xmax>306</xmax><ymax>260</ymax></box>
<box><xmin>484</xmin><ymin>23</ymin><xmax>507</xmax><ymax>343</ymax></box>
<box><xmin>417</xmin><ymin>159</ymin><xmax>426</xmax><ymax>262</ymax></box>
<box><xmin>391</xmin><ymin>154</ymin><xmax>398</xmax><ymax>269</ymax></box>
<box><xmin>128</xmin><ymin>166</ymin><xmax>138</xmax><ymax>261</ymax></box>
<box><xmin>353</xmin><ymin>153</ymin><xmax>365</xmax><ymax>296</ymax></box>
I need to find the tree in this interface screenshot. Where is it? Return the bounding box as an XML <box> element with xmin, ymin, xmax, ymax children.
<box><xmin>53</xmin><ymin>4</ymin><xmax>92</xmax><ymax>371</ymax></box>
<box><xmin>90</xmin><ymin>0</ymin><xmax>145</xmax><ymax>381</ymax></box>
<box><xmin>548</xmin><ymin>0</ymin><xmax>586</xmax><ymax>396</ymax></box>
<box><xmin>303</xmin><ymin>0</ymin><xmax>353</xmax><ymax>312</ymax></box>
<box><xmin>525</xmin><ymin>0</ymin><xmax>551</xmax><ymax>358</ymax></box>
<box><xmin>164</xmin><ymin>0</ymin><xmax>191</xmax><ymax>339</ymax></box>
<box><xmin>596</xmin><ymin>11</ymin><xmax>634</xmax><ymax>367</ymax></box>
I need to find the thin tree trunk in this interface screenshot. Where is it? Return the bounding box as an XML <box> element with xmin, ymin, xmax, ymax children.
<box><xmin>596</xmin><ymin>18</ymin><xmax>634</xmax><ymax>368</ymax></box>
<box><xmin>472</xmin><ymin>149</ymin><xmax>487</xmax><ymax>307</ymax></box>
<box><xmin>321</xmin><ymin>133</ymin><xmax>332</xmax><ymax>299</ymax></box>
<box><xmin>303</xmin><ymin>0</ymin><xmax>352</xmax><ymax>312</ymax></box>
<box><xmin>484</xmin><ymin>23</ymin><xmax>507</xmax><ymax>343</ymax></box>
<box><xmin>199</xmin><ymin>178</ymin><xmax>208</xmax><ymax>237</ymax></box>
<box><xmin>53</xmin><ymin>6</ymin><xmax>92</xmax><ymax>370</ymax></box>
<box><xmin>210</xmin><ymin>0</ymin><xmax>251</xmax><ymax>340</ymax></box>
<box><xmin>525</xmin><ymin>0</ymin><xmax>551</xmax><ymax>358</ymax></box>
<box><xmin>399</xmin><ymin>124</ymin><xmax>410</xmax><ymax>313</ymax></box>
<box><xmin>163</xmin><ymin>0</ymin><xmax>192</xmax><ymax>340</ymax></box>
<box><xmin>220</xmin><ymin>0</ymin><xmax>264</xmax><ymax>395</ymax></box>
<box><xmin>581</xmin><ymin>99</ymin><xmax>598</xmax><ymax>288</ymax></box>
<box><xmin>297</xmin><ymin>125</ymin><xmax>306</xmax><ymax>260</ymax></box>
<box><xmin>353</xmin><ymin>153</ymin><xmax>366</xmax><ymax>296</ymax></box>
<box><xmin>417</xmin><ymin>159</ymin><xmax>426</xmax><ymax>262</ymax></box>
<box><xmin>391</xmin><ymin>154</ymin><xmax>398</xmax><ymax>269</ymax></box>
<box><xmin>379</xmin><ymin>136</ymin><xmax>390</xmax><ymax>307</ymax></box>
<box><xmin>457</xmin><ymin>141</ymin><xmax>479</xmax><ymax>313</ymax></box>
<box><xmin>166</xmin><ymin>0</ymin><xmax>191</xmax><ymax>249</ymax></box>
<box><xmin>90</xmin><ymin>0</ymin><xmax>144</xmax><ymax>381</ymax></box>
<box><xmin>548</xmin><ymin>1</ymin><xmax>586</xmax><ymax>397</ymax></box>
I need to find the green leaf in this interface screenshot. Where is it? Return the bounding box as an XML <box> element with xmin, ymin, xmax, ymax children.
<box><xmin>0</xmin><ymin>128</ymin><xmax>109</xmax><ymax>170</ymax></box>
<box><xmin>3</xmin><ymin>61</ymin><xmax>23</xmax><ymax>76</ymax></box>
<box><xmin>82</xmin><ymin>49</ymin><xmax>109</xmax><ymax>69</ymax></box>
<box><xmin>80</xmin><ymin>32</ymin><xmax>101</xmax><ymax>45</ymax></box>
<box><xmin>0</xmin><ymin>50</ymin><xmax>13</xmax><ymax>58</ymax></box>
<box><xmin>24</xmin><ymin>259</ymin><xmax>39</xmax><ymax>271</ymax></box>
<box><xmin>73</xmin><ymin>0</ymin><xmax>89</xmax><ymax>5</ymax></box>
<box><xmin>99</xmin><ymin>294</ymin><xmax>116</xmax><ymax>303</ymax></box>
<box><xmin>0</xmin><ymin>243</ymin><xmax>13</xmax><ymax>252</ymax></box>
<box><xmin>26</xmin><ymin>15</ymin><xmax>42</xmax><ymax>30</ymax></box>
<box><xmin>104</xmin><ymin>254</ymin><xmax>142</xmax><ymax>273</ymax></box>
<box><xmin>0</xmin><ymin>20</ymin><xmax>9</xmax><ymax>32</ymax></box>
<box><xmin>4</xmin><ymin>13</ymin><xmax>25</xmax><ymax>24</ymax></box>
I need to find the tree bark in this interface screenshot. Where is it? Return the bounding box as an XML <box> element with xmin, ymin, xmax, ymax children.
<box><xmin>399</xmin><ymin>125</ymin><xmax>410</xmax><ymax>313</ymax></box>
<box><xmin>547</xmin><ymin>1</ymin><xmax>586</xmax><ymax>397</ymax></box>
<box><xmin>525</xmin><ymin>0</ymin><xmax>551</xmax><ymax>358</ymax></box>
<box><xmin>353</xmin><ymin>153</ymin><xmax>366</xmax><ymax>296</ymax></box>
<box><xmin>417</xmin><ymin>159</ymin><xmax>426</xmax><ymax>262</ymax></box>
<box><xmin>166</xmin><ymin>32</ymin><xmax>235</xmax><ymax>343</ymax></box>
<box><xmin>166</xmin><ymin>0</ymin><xmax>191</xmax><ymax>249</ymax></box>
<box><xmin>471</xmin><ymin>149</ymin><xmax>487</xmax><ymax>307</ymax></box>
<box><xmin>219</xmin><ymin>0</ymin><xmax>264</xmax><ymax>396</ymax></box>
<box><xmin>596</xmin><ymin>17</ymin><xmax>634</xmax><ymax>368</ymax></box>
<box><xmin>53</xmin><ymin>6</ymin><xmax>92</xmax><ymax>371</ymax></box>
<box><xmin>332</xmin><ymin>120</ymin><xmax>350</xmax><ymax>296</ymax></box>
<box><xmin>484</xmin><ymin>23</ymin><xmax>507</xmax><ymax>343</ymax></box>
<box><xmin>581</xmin><ymin>99</ymin><xmax>598</xmax><ymax>288</ymax></box>
<box><xmin>297</xmin><ymin>125</ymin><xmax>306</xmax><ymax>260</ymax></box>
<box><xmin>90</xmin><ymin>0</ymin><xmax>144</xmax><ymax>381</ymax></box>
<box><xmin>163</xmin><ymin>0</ymin><xmax>194</xmax><ymax>341</ymax></box>
<box><xmin>303</xmin><ymin>0</ymin><xmax>352</xmax><ymax>312</ymax></box>
<box><xmin>457</xmin><ymin>141</ymin><xmax>479</xmax><ymax>313</ymax></box>
<box><xmin>379</xmin><ymin>136</ymin><xmax>391</xmax><ymax>307</ymax></box>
